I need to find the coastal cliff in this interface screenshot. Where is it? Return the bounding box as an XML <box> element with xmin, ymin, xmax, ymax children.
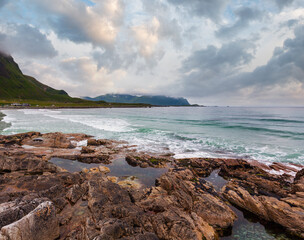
<box><xmin>0</xmin><ymin>132</ymin><xmax>303</xmax><ymax>239</ymax></box>
<box><xmin>0</xmin><ymin>52</ymin><xmax>71</xmax><ymax>101</ymax></box>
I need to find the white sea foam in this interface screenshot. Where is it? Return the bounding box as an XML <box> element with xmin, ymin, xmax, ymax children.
<box><xmin>18</xmin><ymin>109</ymin><xmax>62</xmax><ymax>115</ymax></box>
<box><xmin>267</xmin><ymin>169</ymin><xmax>297</xmax><ymax>177</ymax></box>
<box><xmin>22</xmin><ymin>145</ymin><xmax>37</xmax><ymax>149</ymax></box>
<box><xmin>1</xmin><ymin>110</ymin><xmax>14</xmax><ymax>122</ymax></box>
<box><xmin>44</xmin><ymin>113</ymin><xmax>132</xmax><ymax>132</ymax></box>
<box><xmin>2</xmin><ymin>115</ymin><xmax>16</xmax><ymax>124</ymax></box>
<box><xmin>71</xmin><ymin>140</ymin><xmax>88</xmax><ymax>147</ymax></box>
<box><xmin>39</xmin><ymin>109</ymin><xmax>62</xmax><ymax>114</ymax></box>
<box><xmin>1</xmin><ymin>111</ymin><xmax>17</xmax><ymax>133</ymax></box>
<box><xmin>81</xmin><ymin>119</ymin><xmax>132</xmax><ymax>132</ymax></box>
<box><xmin>285</xmin><ymin>163</ymin><xmax>302</xmax><ymax>171</ymax></box>
<box><xmin>174</xmin><ymin>152</ymin><xmax>217</xmax><ymax>159</ymax></box>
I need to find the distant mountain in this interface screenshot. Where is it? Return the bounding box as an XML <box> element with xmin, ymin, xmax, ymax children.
<box><xmin>83</xmin><ymin>94</ymin><xmax>191</xmax><ymax>106</ymax></box>
<box><xmin>0</xmin><ymin>51</ymin><xmax>77</xmax><ymax>102</ymax></box>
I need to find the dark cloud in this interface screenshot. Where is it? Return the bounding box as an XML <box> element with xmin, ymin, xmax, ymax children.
<box><xmin>167</xmin><ymin>0</ymin><xmax>229</xmax><ymax>22</ymax></box>
<box><xmin>0</xmin><ymin>24</ymin><xmax>57</xmax><ymax>58</ymax></box>
<box><xmin>216</xmin><ymin>7</ymin><xmax>264</xmax><ymax>39</ymax></box>
<box><xmin>93</xmin><ymin>49</ymin><xmax>123</xmax><ymax>71</ymax></box>
<box><xmin>182</xmin><ymin>39</ymin><xmax>255</xmax><ymax>73</ymax></box>
<box><xmin>275</xmin><ymin>0</ymin><xmax>294</xmax><ymax>10</ymax></box>
<box><xmin>0</xmin><ymin>0</ymin><xmax>8</xmax><ymax>9</ymax></box>
<box><xmin>238</xmin><ymin>24</ymin><xmax>304</xmax><ymax>89</ymax></box>
<box><xmin>92</xmin><ymin>48</ymin><xmax>137</xmax><ymax>71</ymax></box>
<box><xmin>177</xmin><ymin>39</ymin><xmax>256</xmax><ymax>96</ymax></box>
<box><xmin>280</xmin><ymin>19</ymin><xmax>299</xmax><ymax>29</ymax></box>
<box><xmin>176</xmin><ymin>24</ymin><xmax>304</xmax><ymax>102</ymax></box>
<box><xmin>49</xmin><ymin>16</ymin><xmax>87</xmax><ymax>44</ymax></box>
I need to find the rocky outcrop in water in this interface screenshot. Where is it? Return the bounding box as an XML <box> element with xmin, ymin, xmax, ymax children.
<box><xmin>219</xmin><ymin>159</ymin><xmax>304</xmax><ymax>238</ymax></box>
<box><xmin>0</xmin><ymin>132</ymin><xmax>303</xmax><ymax>239</ymax></box>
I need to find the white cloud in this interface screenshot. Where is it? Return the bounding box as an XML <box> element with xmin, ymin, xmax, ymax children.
<box><xmin>27</xmin><ymin>0</ymin><xmax>125</xmax><ymax>47</ymax></box>
<box><xmin>133</xmin><ymin>17</ymin><xmax>160</xmax><ymax>58</ymax></box>
<box><xmin>60</xmin><ymin>57</ymin><xmax>127</xmax><ymax>96</ymax></box>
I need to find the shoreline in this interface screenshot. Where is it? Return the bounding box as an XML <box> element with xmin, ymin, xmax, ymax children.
<box><xmin>0</xmin><ymin>131</ymin><xmax>303</xmax><ymax>239</ymax></box>
<box><xmin>0</xmin><ymin>106</ymin><xmax>153</xmax><ymax>110</ymax></box>
<box><xmin>0</xmin><ymin>109</ymin><xmax>302</xmax><ymax>171</ymax></box>
<box><xmin>0</xmin><ymin>105</ymin><xmax>203</xmax><ymax>110</ymax></box>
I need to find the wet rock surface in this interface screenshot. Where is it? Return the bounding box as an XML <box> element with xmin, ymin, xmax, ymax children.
<box><xmin>219</xmin><ymin>159</ymin><xmax>304</xmax><ymax>238</ymax></box>
<box><xmin>0</xmin><ymin>132</ymin><xmax>303</xmax><ymax>239</ymax></box>
<box><xmin>126</xmin><ymin>153</ymin><xmax>171</xmax><ymax>168</ymax></box>
<box><xmin>176</xmin><ymin>158</ymin><xmax>223</xmax><ymax>177</ymax></box>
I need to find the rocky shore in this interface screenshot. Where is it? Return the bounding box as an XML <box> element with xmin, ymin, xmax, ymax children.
<box><xmin>0</xmin><ymin>132</ymin><xmax>303</xmax><ymax>240</ymax></box>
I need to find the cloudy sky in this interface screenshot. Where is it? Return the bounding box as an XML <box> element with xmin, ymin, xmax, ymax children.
<box><xmin>0</xmin><ymin>0</ymin><xmax>303</xmax><ymax>106</ymax></box>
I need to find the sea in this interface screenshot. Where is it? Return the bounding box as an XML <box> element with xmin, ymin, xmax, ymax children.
<box><xmin>1</xmin><ymin>106</ymin><xmax>303</xmax><ymax>165</ymax></box>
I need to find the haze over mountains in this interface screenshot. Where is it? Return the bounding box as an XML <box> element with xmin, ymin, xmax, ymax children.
<box><xmin>83</xmin><ymin>94</ymin><xmax>190</xmax><ymax>106</ymax></box>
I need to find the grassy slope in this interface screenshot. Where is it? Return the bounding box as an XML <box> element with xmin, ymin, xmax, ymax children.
<box><xmin>0</xmin><ymin>53</ymin><xmax>78</xmax><ymax>101</ymax></box>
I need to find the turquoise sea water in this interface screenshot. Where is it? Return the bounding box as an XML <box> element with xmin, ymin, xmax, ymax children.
<box><xmin>1</xmin><ymin>107</ymin><xmax>304</xmax><ymax>165</ymax></box>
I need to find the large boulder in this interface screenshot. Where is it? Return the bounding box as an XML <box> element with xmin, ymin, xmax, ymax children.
<box><xmin>0</xmin><ymin>198</ymin><xmax>48</xmax><ymax>228</ymax></box>
<box><xmin>139</xmin><ymin>168</ymin><xmax>236</xmax><ymax>238</ymax></box>
<box><xmin>0</xmin><ymin>151</ymin><xmax>59</xmax><ymax>174</ymax></box>
<box><xmin>20</xmin><ymin>132</ymin><xmax>75</xmax><ymax>149</ymax></box>
<box><xmin>126</xmin><ymin>154</ymin><xmax>170</xmax><ymax>168</ymax></box>
<box><xmin>0</xmin><ymin>201</ymin><xmax>59</xmax><ymax>240</ymax></box>
<box><xmin>0</xmin><ymin>132</ymin><xmax>41</xmax><ymax>146</ymax></box>
<box><xmin>176</xmin><ymin>158</ymin><xmax>223</xmax><ymax>177</ymax></box>
<box><xmin>35</xmin><ymin>132</ymin><xmax>74</xmax><ymax>148</ymax></box>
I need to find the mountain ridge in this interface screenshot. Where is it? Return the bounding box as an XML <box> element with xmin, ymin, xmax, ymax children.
<box><xmin>83</xmin><ymin>94</ymin><xmax>191</xmax><ymax>106</ymax></box>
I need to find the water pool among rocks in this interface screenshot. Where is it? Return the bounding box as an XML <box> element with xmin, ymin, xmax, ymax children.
<box><xmin>204</xmin><ymin>170</ymin><xmax>301</xmax><ymax>240</ymax></box>
<box><xmin>50</xmin><ymin>157</ymin><xmax>168</xmax><ymax>187</ymax></box>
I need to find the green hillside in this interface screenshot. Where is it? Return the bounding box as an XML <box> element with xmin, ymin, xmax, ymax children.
<box><xmin>0</xmin><ymin>52</ymin><xmax>77</xmax><ymax>101</ymax></box>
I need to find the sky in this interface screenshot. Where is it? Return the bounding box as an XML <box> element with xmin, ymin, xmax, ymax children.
<box><xmin>0</xmin><ymin>0</ymin><xmax>303</xmax><ymax>106</ymax></box>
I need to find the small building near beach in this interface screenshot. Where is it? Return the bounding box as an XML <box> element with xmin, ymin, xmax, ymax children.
<box><xmin>11</xmin><ymin>103</ymin><xmax>22</xmax><ymax>106</ymax></box>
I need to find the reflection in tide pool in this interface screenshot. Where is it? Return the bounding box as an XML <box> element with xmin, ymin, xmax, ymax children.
<box><xmin>50</xmin><ymin>157</ymin><xmax>168</xmax><ymax>187</ymax></box>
